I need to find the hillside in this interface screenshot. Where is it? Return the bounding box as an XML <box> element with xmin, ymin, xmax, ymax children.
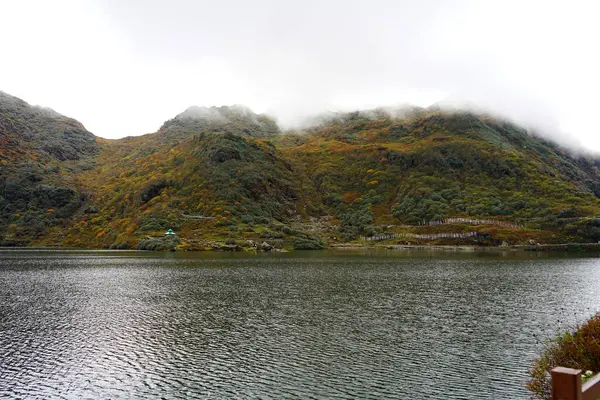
<box><xmin>276</xmin><ymin>110</ymin><xmax>600</xmax><ymax>244</ymax></box>
<box><xmin>0</xmin><ymin>92</ymin><xmax>99</xmax><ymax>245</ymax></box>
<box><xmin>2</xmin><ymin>92</ymin><xmax>600</xmax><ymax>250</ymax></box>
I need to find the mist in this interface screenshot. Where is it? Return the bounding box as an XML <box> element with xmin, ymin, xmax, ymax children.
<box><xmin>1</xmin><ymin>0</ymin><xmax>599</xmax><ymax>151</ymax></box>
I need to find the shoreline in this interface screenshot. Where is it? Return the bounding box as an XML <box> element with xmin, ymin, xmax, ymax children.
<box><xmin>3</xmin><ymin>242</ymin><xmax>600</xmax><ymax>253</ymax></box>
<box><xmin>329</xmin><ymin>242</ymin><xmax>600</xmax><ymax>252</ymax></box>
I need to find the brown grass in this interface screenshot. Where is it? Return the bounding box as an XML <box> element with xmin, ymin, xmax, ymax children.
<box><xmin>527</xmin><ymin>313</ymin><xmax>600</xmax><ymax>399</ymax></box>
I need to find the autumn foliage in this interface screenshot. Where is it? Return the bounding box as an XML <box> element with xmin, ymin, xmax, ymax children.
<box><xmin>2</xmin><ymin>94</ymin><xmax>600</xmax><ymax>249</ymax></box>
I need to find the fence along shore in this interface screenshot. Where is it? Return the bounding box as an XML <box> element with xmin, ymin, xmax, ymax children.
<box><xmin>361</xmin><ymin>218</ymin><xmax>520</xmax><ymax>242</ymax></box>
<box><xmin>419</xmin><ymin>218</ymin><xmax>520</xmax><ymax>229</ymax></box>
<box><xmin>361</xmin><ymin>232</ymin><xmax>482</xmax><ymax>242</ymax></box>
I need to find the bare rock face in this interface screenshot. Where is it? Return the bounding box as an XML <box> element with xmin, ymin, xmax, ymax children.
<box><xmin>259</xmin><ymin>241</ymin><xmax>273</xmax><ymax>251</ymax></box>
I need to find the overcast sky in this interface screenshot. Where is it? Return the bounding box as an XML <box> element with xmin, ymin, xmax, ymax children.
<box><xmin>1</xmin><ymin>0</ymin><xmax>599</xmax><ymax>151</ymax></box>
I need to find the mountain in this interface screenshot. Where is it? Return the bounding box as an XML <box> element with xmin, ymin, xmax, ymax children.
<box><xmin>2</xmin><ymin>92</ymin><xmax>600</xmax><ymax>249</ymax></box>
<box><xmin>0</xmin><ymin>92</ymin><xmax>99</xmax><ymax>245</ymax></box>
<box><xmin>0</xmin><ymin>91</ymin><xmax>98</xmax><ymax>162</ymax></box>
<box><xmin>160</xmin><ymin>105</ymin><xmax>280</xmax><ymax>139</ymax></box>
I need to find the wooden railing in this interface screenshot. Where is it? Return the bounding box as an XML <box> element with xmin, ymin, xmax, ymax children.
<box><xmin>551</xmin><ymin>367</ymin><xmax>600</xmax><ymax>400</ymax></box>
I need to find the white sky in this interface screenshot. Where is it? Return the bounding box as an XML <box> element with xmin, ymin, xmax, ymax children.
<box><xmin>1</xmin><ymin>0</ymin><xmax>599</xmax><ymax>151</ymax></box>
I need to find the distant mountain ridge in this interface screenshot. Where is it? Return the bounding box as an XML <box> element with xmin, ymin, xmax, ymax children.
<box><xmin>0</xmin><ymin>91</ymin><xmax>98</xmax><ymax>162</ymax></box>
<box><xmin>159</xmin><ymin>104</ymin><xmax>280</xmax><ymax>139</ymax></box>
<box><xmin>2</xmin><ymin>91</ymin><xmax>600</xmax><ymax>249</ymax></box>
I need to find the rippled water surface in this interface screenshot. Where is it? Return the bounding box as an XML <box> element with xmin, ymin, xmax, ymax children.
<box><xmin>2</xmin><ymin>249</ymin><xmax>600</xmax><ymax>399</ymax></box>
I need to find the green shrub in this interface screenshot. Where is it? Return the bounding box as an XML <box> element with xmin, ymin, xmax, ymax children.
<box><xmin>281</xmin><ymin>225</ymin><xmax>296</xmax><ymax>235</ymax></box>
<box><xmin>240</xmin><ymin>215</ymin><xmax>255</xmax><ymax>224</ymax></box>
<box><xmin>293</xmin><ymin>234</ymin><xmax>326</xmax><ymax>250</ymax></box>
<box><xmin>139</xmin><ymin>215</ymin><xmax>178</xmax><ymax>231</ymax></box>
<box><xmin>338</xmin><ymin>205</ymin><xmax>373</xmax><ymax>240</ymax></box>
<box><xmin>136</xmin><ymin>236</ymin><xmax>179</xmax><ymax>251</ymax></box>
<box><xmin>259</xmin><ymin>230</ymin><xmax>284</xmax><ymax>239</ymax></box>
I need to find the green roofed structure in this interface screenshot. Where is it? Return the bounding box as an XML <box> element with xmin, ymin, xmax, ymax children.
<box><xmin>165</xmin><ymin>229</ymin><xmax>176</xmax><ymax>236</ymax></box>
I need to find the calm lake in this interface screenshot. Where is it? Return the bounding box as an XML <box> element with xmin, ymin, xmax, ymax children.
<box><xmin>1</xmin><ymin>249</ymin><xmax>600</xmax><ymax>399</ymax></box>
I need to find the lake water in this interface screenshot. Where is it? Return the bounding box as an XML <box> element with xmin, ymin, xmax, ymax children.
<box><xmin>1</xmin><ymin>249</ymin><xmax>600</xmax><ymax>399</ymax></box>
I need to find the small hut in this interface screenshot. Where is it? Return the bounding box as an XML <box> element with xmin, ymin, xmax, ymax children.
<box><xmin>165</xmin><ymin>228</ymin><xmax>176</xmax><ymax>236</ymax></box>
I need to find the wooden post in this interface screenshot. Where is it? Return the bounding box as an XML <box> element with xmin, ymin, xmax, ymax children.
<box><xmin>583</xmin><ymin>373</ymin><xmax>600</xmax><ymax>400</ymax></box>
<box><xmin>552</xmin><ymin>367</ymin><xmax>582</xmax><ymax>400</ymax></box>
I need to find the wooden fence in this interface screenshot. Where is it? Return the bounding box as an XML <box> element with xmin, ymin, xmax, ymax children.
<box><xmin>422</xmin><ymin>218</ymin><xmax>521</xmax><ymax>229</ymax></box>
<box><xmin>360</xmin><ymin>232</ymin><xmax>481</xmax><ymax>242</ymax></box>
<box><xmin>551</xmin><ymin>367</ymin><xmax>600</xmax><ymax>400</ymax></box>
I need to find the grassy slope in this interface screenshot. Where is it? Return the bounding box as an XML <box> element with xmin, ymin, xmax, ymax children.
<box><xmin>2</xmin><ymin>96</ymin><xmax>600</xmax><ymax>249</ymax></box>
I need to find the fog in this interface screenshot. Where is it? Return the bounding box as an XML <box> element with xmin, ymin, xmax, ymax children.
<box><xmin>1</xmin><ymin>0</ymin><xmax>599</xmax><ymax>151</ymax></box>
